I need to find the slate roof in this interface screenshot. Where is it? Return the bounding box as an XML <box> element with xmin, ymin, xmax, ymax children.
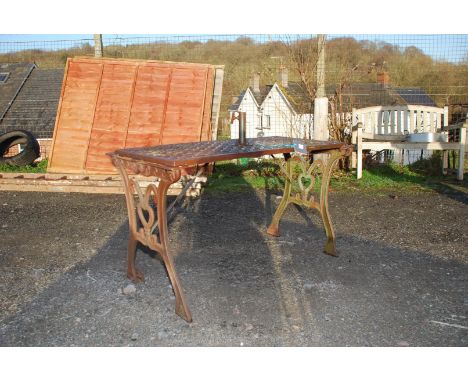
<box><xmin>280</xmin><ymin>82</ymin><xmax>314</xmax><ymax>114</ymax></box>
<box><xmin>391</xmin><ymin>88</ymin><xmax>437</xmax><ymax>107</ymax></box>
<box><xmin>0</xmin><ymin>63</ymin><xmax>35</xmax><ymax>119</ymax></box>
<box><xmin>0</xmin><ymin>64</ymin><xmax>64</xmax><ymax>139</ymax></box>
<box><xmin>230</xmin><ymin>81</ymin><xmax>437</xmax><ymax>113</ymax></box>
<box><xmin>326</xmin><ymin>83</ymin><xmax>403</xmax><ymax>110</ymax></box>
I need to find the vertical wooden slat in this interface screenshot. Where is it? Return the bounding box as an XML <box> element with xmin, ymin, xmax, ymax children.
<box><xmin>122</xmin><ymin>65</ymin><xmax>140</xmax><ymax>148</ymax></box>
<box><xmin>443</xmin><ymin>106</ymin><xmax>449</xmax><ymax>127</ymax></box>
<box><xmin>157</xmin><ymin>68</ymin><xmax>174</xmax><ymax>145</ymax></box>
<box><xmin>82</xmin><ymin>63</ymin><xmax>105</xmax><ymax>171</ymax></box>
<box><xmin>200</xmin><ymin>66</ymin><xmax>215</xmax><ymax>141</ymax></box>
<box><xmin>48</xmin><ymin>60</ymin><xmax>104</xmax><ymax>173</ymax></box>
<box><xmin>404</xmin><ymin>108</ymin><xmax>409</xmax><ymax>134</ymax></box>
<box><xmin>383</xmin><ymin>110</ymin><xmax>389</xmax><ymax>134</ymax></box>
<box><xmin>396</xmin><ymin>108</ymin><xmax>402</xmax><ymax>134</ymax></box>
<box><xmin>47</xmin><ymin>58</ymin><xmax>71</xmax><ymax>172</ymax></box>
<box><xmin>390</xmin><ymin>109</ymin><xmax>395</xmax><ymax>134</ymax></box>
<box><xmin>409</xmin><ymin>109</ymin><xmax>415</xmax><ymax>133</ymax></box>
<box><xmin>374</xmin><ymin>110</ymin><xmax>379</xmax><ymax>135</ymax></box>
<box><xmin>210</xmin><ymin>66</ymin><xmax>224</xmax><ymax>140</ymax></box>
<box><xmin>437</xmin><ymin>112</ymin><xmax>442</xmax><ymax>131</ymax></box>
<box><xmin>423</xmin><ymin>110</ymin><xmax>429</xmax><ymax>132</ymax></box>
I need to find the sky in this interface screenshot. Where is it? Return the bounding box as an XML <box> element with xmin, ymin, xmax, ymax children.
<box><xmin>0</xmin><ymin>34</ymin><xmax>467</xmax><ymax>63</ymax></box>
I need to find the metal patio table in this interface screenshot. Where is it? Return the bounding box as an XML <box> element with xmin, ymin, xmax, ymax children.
<box><xmin>109</xmin><ymin>137</ymin><xmax>352</xmax><ymax>322</ymax></box>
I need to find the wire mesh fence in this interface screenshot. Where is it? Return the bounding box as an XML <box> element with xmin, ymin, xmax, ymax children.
<box><xmin>1</xmin><ymin>34</ymin><xmax>467</xmax><ymax>142</ymax></box>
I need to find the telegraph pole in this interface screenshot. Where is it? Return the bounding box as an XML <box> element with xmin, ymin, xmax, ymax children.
<box><xmin>316</xmin><ymin>34</ymin><xmax>326</xmax><ymax>98</ymax></box>
<box><xmin>94</xmin><ymin>34</ymin><xmax>104</xmax><ymax>58</ymax></box>
<box><xmin>314</xmin><ymin>35</ymin><xmax>329</xmax><ymax>161</ymax></box>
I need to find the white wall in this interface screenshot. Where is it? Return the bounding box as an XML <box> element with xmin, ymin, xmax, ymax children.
<box><xmin>260</xmin><ymin>86</ymin><xmax>314</xmax><ymax>139</ymax></box>
<box><xmin>230</xmin><ymin>90</ymin><xmax>260</xmax><ymax>139</ymax></box>
<box><xmin>230</xmin><ymin>85</ymin><xmax>314</xmax><ymax>139</ymax></box>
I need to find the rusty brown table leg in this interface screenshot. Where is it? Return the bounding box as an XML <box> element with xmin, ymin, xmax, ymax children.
<box><xmin>112</xmin><ymin>156</ymin><xmax>193</xmax><ymax>322</ymax></box>
<box><xmin>267</xmin><ymin>148</ymin><xmax>349</xmax><ymax>256</ymax></box>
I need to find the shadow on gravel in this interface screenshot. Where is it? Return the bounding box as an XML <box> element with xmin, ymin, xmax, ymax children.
<box><xmin>0</xmin><ymin>181</ymin><xmax>467</xmax><ymax>347</ymax></box>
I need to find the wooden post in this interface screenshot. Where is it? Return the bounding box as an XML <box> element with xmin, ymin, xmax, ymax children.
<box><xmin>357</xmin><ymin>124</ymin><xmax>363</xmax><ymax>179</ymax></box>
<box><xmin>351</xmin><ymin>108</ymin><xmax>357</xmax><ymax>168</ymax></box>
<box><xmin>458</xmin><ymin>125</ymin><xmax>466</xmax><ymax>181</ymax></box>
<box><xmin>94</xmin><ymin>34</ymin><xmax>104</xmax><ymax>58</ymax></box>
<box><xmin>210</xmin><ymin>66</ymin><xmax>224</xmax><ymax>140</ymax></box>
<box><xmin>442</xmin><ymin>129</ymin><xmax>449</xmax><ymax>175</ymax></box>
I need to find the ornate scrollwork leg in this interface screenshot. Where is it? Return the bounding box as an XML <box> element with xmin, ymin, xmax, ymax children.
<box><xmin>154</xmin><ymin>179</ymin><xmax>192</xmax><ymax>322</ymax></box>
<box><xmin>112</xmin><ymin>156</ymin><xmax>192</xmax><ymax>322</ymax></box>
<box><xmin>318</xmin><ymin>150</ymin><xmax>344</xmax><ymax>256</ymax></box>
<box><xmin>267</xmin><ymin>148</ymin><xmax>350</xmax><ymax>256</ymax></box>
<box><xmin>267</xmin><ymin>154</ymin><xmax>292</xmax><ymax>237</ymax></box>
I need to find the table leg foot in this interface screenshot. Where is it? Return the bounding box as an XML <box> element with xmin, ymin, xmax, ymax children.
<box><xmin>175</xmin><ymin>300</ymin><xmax>193</xmax><ymax>323</ymax></box>
<box><xmin>266</xmin><ymin>224</ymin><xmax>280</xmax><ymax>237</ymax></box>
<box><xmin>324</xmin><ymin>239</ymin><xmax>338</xmax><ymax>257</ymax></box>
<box><xmin>127</xmin><ymin>234</ymin><xmax>145</xmax><ymax>282</ymax></box>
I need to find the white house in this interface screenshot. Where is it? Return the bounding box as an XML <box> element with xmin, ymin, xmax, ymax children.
<box><xmin>229</xmin><ymin>69</ymin><xmax>314</xmax><ymax>140</ymax></box>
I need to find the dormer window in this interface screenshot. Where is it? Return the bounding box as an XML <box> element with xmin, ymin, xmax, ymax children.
<box><xmin>0</xmin><ymin>72</ymin><xmax>10</xmax><ymax>84</ymax></box>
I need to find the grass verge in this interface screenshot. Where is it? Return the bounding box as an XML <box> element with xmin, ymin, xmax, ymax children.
<box><xmin>0</xmin><ymin>159</ymin><xmax>48</xmax><ymax>173</ymax></box>
<box><xmin>205</xmin><ymin>158</ymin><xmax>467</xmax><ymax>195</ymax></box>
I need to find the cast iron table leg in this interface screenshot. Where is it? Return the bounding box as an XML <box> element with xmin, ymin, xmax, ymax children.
<box><xmin>267</xmin><ymin>149</ymin><xmax>346</xmax><ymax>256</ymax></box>
<box><xmin>113</xmin><ymin>156</ymin><xmax>193</xmax><ymax>322</ymax></box>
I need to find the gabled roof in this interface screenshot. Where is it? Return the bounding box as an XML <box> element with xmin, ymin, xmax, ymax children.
<box><xmin>230</xmin><ymin>82</ymin><xmax>312</xmax><ymax>114</ymax></box>
<box><xmin>229</xmin><ymin>85</ymin><xmax>269</xmax><ymax>111</ymax></box>
<box><xmin>250</xmin><ymin>85</ymin><xmax>273</xmax><ymax>106</ymax></box>
<box><xmin>0</xmin><ymin>64</ymin><xmax>64</xmax><ymax>138</ymax></box>
<box><xmin>230</xmin><ymin>80</ymin><xmax>438</xmax><ymax>113</ymax></box>
<box><xmin>279</xmin><ymin>82</ymin><xmax>313</xmax><ymax>114</ymax></box>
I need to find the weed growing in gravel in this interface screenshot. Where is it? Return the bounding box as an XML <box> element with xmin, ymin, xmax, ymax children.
<box><xmin>0</xmin><ymin>159</ymin><xmax>48</xmax><ymax>173</ymax></box>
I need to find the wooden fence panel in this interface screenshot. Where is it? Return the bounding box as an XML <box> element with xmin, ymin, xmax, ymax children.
<box><xmin>48</xmin><ymin>57</ymin><xmax>217</xmax><ymax>174</ymax></box>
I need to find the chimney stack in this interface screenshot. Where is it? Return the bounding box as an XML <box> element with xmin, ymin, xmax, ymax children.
<box><xmin>250</xmin><ymin>72</ymin><xmax>260</xmax><ymax>93</ymax></box>
<box><xmin>279</xmin><ymin>67</ymin><xmax>288</xmax><ymax>88</ymax></box>
<box><xmin>377</xmin><ymin>71</ymin><xmax>390</xmax><ymax>87</ymax></box>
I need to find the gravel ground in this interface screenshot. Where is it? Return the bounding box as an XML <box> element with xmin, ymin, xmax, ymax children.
<box><xmin>0</xmin><ymin>187</ymin><xmax>467</xmax><ymax>346</ymax></box>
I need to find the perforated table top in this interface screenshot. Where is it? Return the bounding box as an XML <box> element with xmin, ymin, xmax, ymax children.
<box><xmin>111</xmin><ymin>137</ymin><xmax>346</xmax><ymax>168</ymax></box>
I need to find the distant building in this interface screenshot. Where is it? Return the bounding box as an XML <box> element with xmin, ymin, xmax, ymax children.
<box><xmin>229</xmin><ymin>70</ymin><xmax>437</xmax><ymax>139</ymax></box>
<box><xmin>0</xmin><ymin>62</ymin><xmax>64</xmax><ymax>158</ymax></box>
<box><xmin>0</xmin><ymin>62</ymin><xmax>64</xmax><ymax>138</ymax></box>
<box><xmin>229</xmin><ymin>69</ymin><xmax>314</xmax><ymax>139</ymax></box>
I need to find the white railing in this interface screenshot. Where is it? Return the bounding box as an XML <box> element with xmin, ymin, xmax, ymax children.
<box><xmin>352</xmin><ymin>105</ymin><xmax>448</xmax><ymax>136</ymax></box>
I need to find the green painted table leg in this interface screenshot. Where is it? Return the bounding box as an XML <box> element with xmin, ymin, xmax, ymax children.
<box><xmin>267</xmin><ymin>149</ymin><xmax>346</xmax><ymax>257</ymax></box>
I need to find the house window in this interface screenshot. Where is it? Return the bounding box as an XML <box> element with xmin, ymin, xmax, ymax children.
<box><xmin>0</xmin><ymin>72</ymin><xmax>10</xmax><ymax>84</ymax></box>
<box><xmin>261</xmin><ymin>115</ymin><xmax>271</xmax><ymax>128</ymax></box>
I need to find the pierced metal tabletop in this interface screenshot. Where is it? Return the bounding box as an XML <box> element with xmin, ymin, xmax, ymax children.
<box><xmin>112</xmin><ymin>136</ymin><xmax>346</xmax><ymax>168</ymax></box>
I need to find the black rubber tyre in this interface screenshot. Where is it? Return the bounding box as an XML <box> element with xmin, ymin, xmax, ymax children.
<box><xmin>0</xmin><ymin>130</ymin><xmax>40</xmax><ymax>166</ymax></box>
